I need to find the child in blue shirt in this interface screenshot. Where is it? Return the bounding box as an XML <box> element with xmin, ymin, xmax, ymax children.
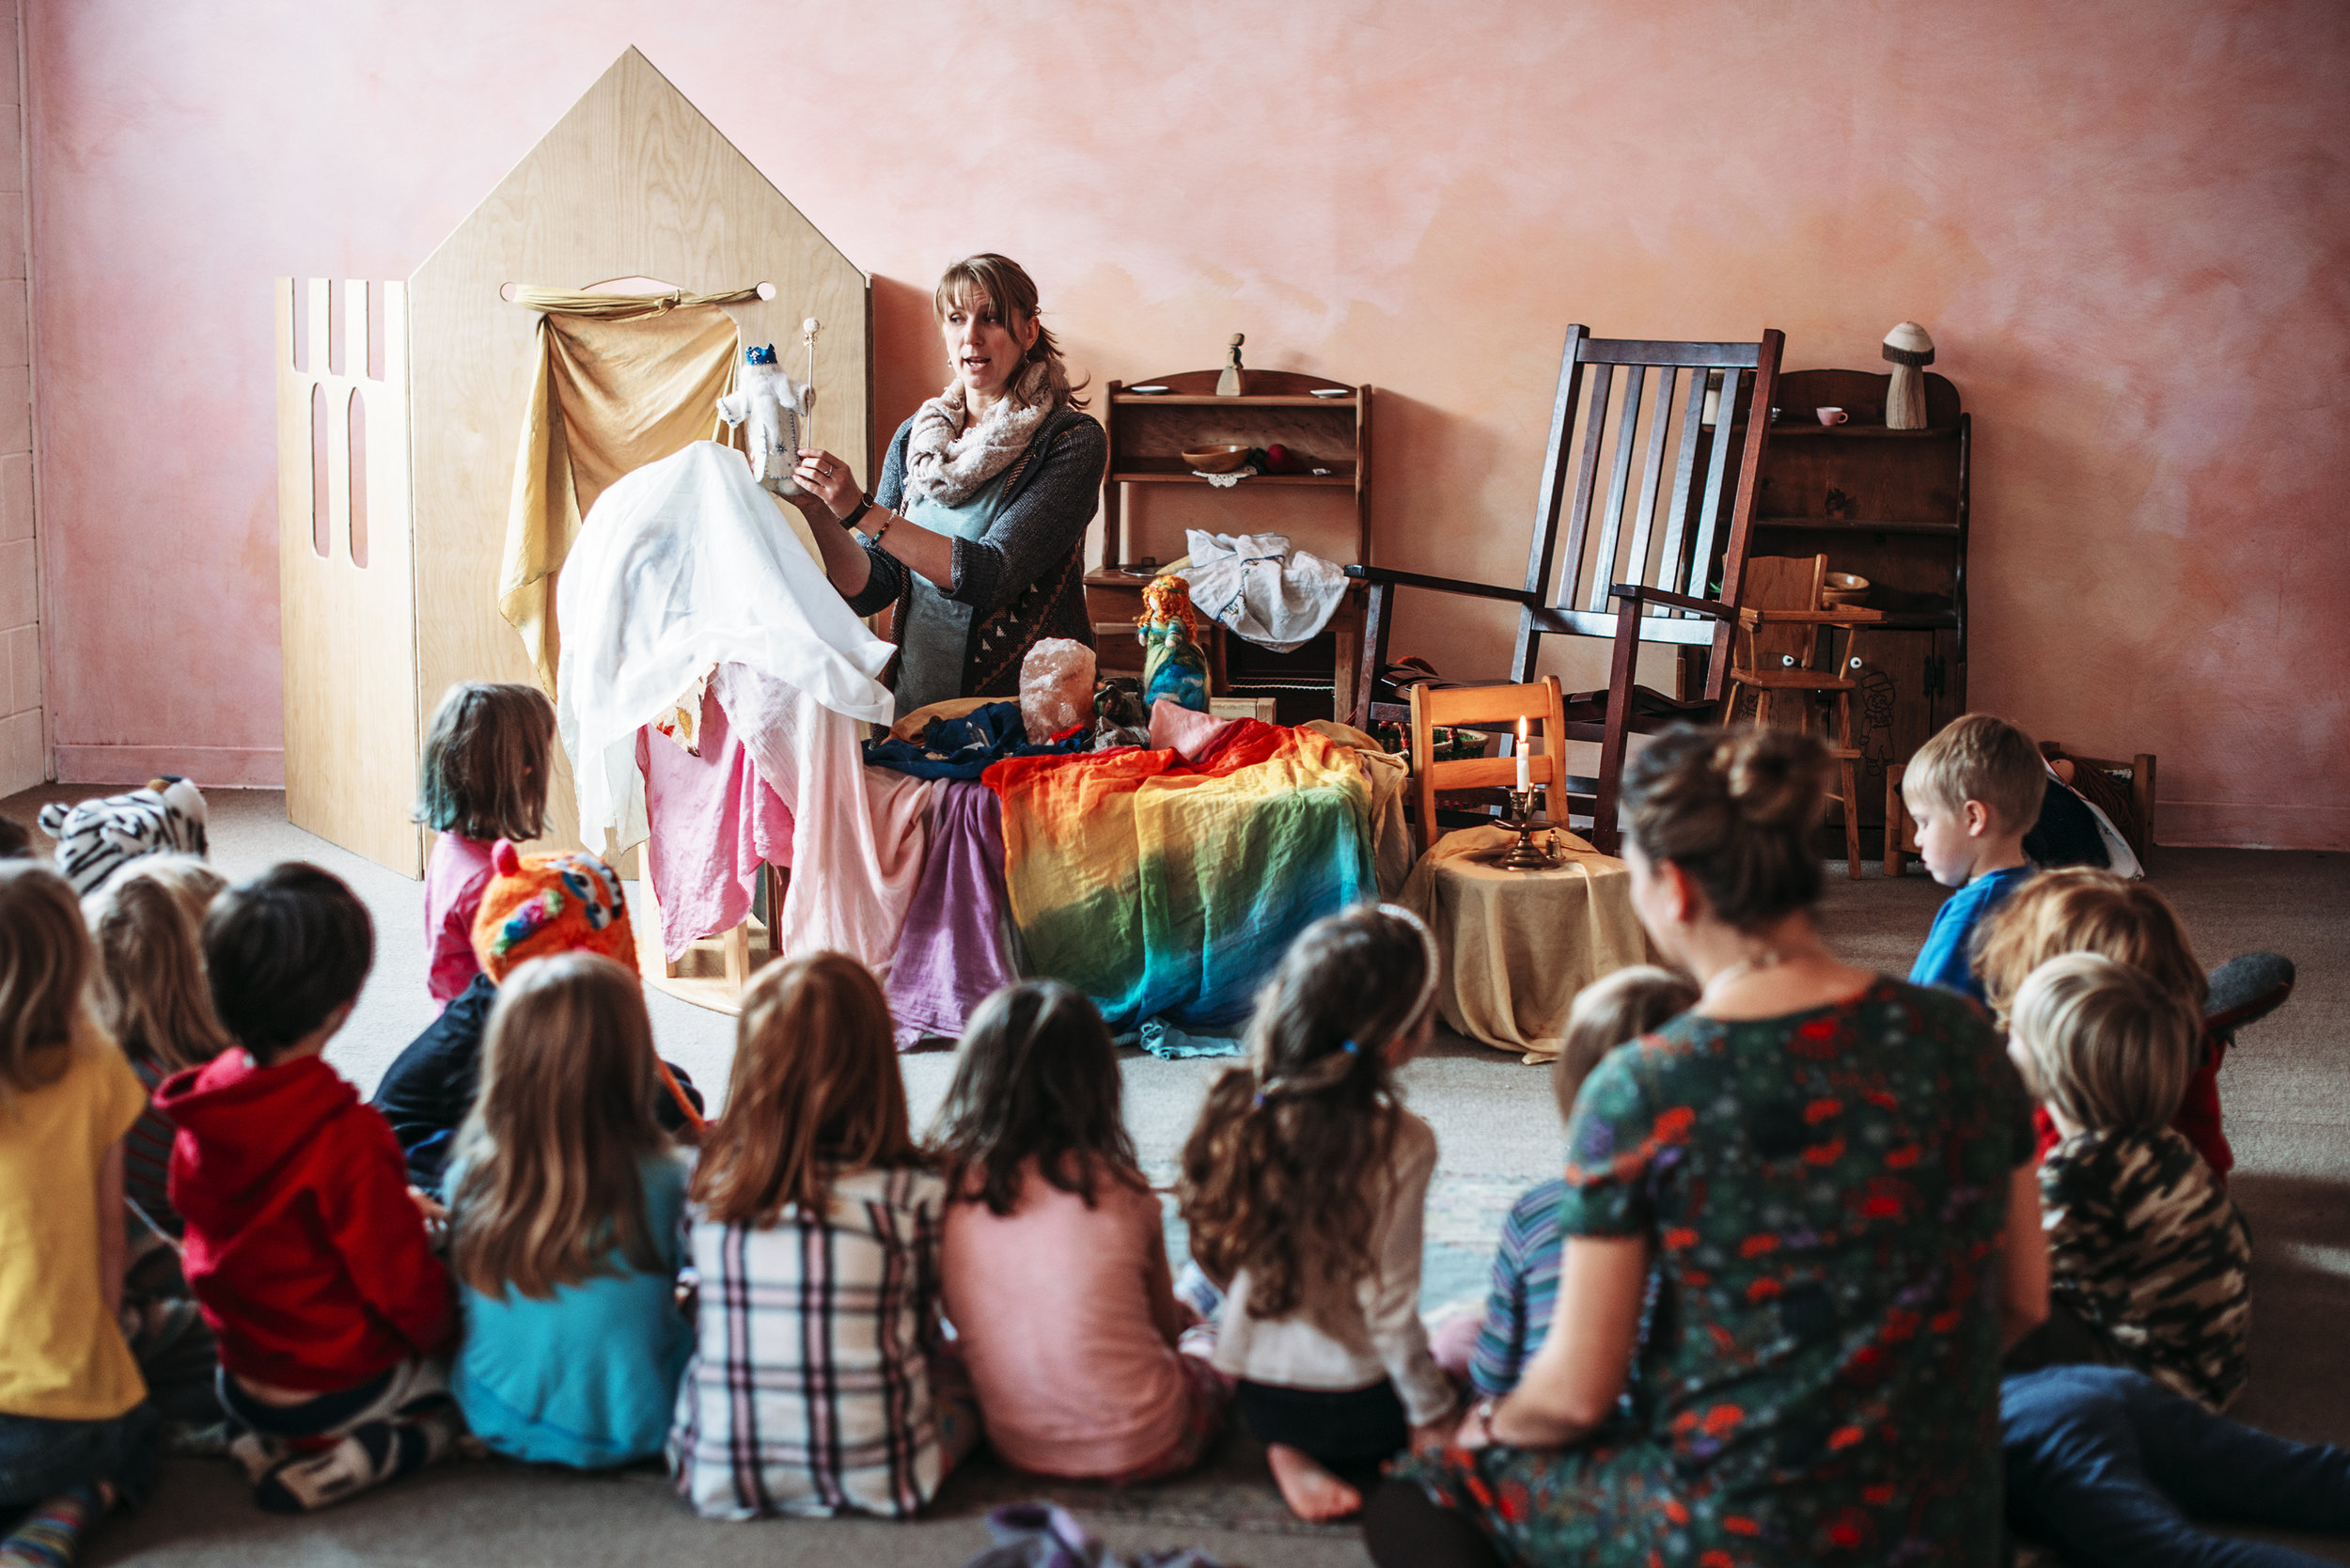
<box><xmin>1904</xmin><ymin>713</ymin><xmax>2046</xmax><ymax>1002</ymax></box>
<box><xmin>1462</xmin><ymin>965</ymin><xmax>1697</xmax><ymax>1396</ymax></box>
<box><xmin>445</xmin><ymin>953</ymin><xmax>693</xmax><ymax>1468</ymax></box>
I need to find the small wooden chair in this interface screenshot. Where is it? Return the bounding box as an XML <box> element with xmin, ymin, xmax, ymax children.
<box><xmin>1725</xmin><ymin>554</ymin><xmax>1884</xmax><ymax>878</ymax></box>
<box><xmin>1408</xmin><ymin>677</ymin><xmax>1570</xmax><ymax>857</ymax></box>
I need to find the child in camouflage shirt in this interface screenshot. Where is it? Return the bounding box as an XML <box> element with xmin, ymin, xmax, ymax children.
<box><xmin>2009</xmin><ymin>951</ymin><xmax>2251</xmax><ymax>1411</ymax></box>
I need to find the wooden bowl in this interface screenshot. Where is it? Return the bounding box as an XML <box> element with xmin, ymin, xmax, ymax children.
<box><xmin>1822</xmin><ymin>572</ymin><xmax>1871</xmax><ymax>608</ymax></box>
<box><xmin>1183</xmin><ymin>444</ymin><xmax>1252</xmax><ymax>474</ymax></box>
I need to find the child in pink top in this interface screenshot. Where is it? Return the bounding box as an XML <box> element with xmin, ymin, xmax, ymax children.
<box><xmin>935</xmin><ymin>981</ymin><xmax>1228</xmax><ymax>1481</ymax></box>
<box><xmin>412</xmin><ymin>682</ymin><xmax>556</xmax><ymax>1006</ymax></box>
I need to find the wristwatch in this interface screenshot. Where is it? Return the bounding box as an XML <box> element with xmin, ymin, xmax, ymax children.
<box><xmin>840</xmin><ymin>494</ymin><xmax>874</xmax><ymax>530</ymax></box>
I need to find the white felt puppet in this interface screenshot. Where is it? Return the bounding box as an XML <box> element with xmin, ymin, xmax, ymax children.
<box><xmin>715</xmin><ymin>343</ymin><xmax>813</xmax><ymax>497</ymax></box>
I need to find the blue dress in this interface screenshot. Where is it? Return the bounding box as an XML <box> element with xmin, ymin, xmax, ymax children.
<box><xmin>448</xmin><ymin>1152</ymin><xmax>692</xmax><ymax>1467</ymax></box>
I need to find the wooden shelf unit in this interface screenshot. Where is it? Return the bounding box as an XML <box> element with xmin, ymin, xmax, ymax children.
<box><xmin>1750</xmin><ymin>368</ymin><xmax>1971</xmax><ymax>855</ymax></box>
<box><xmin>1098</xmin><ymin>369</ymin><xmax>1371</xmax><ymax>568</ymax></box>
<box><xmin>1090</xmin><ymin>368</ymin><xmax>1374</xmax><ymax>723</ymax></box>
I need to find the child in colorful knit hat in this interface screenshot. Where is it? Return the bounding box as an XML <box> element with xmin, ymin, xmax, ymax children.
<box><xmin>370</xmin><ymin>842</ymin><xmax>702</xmax><ymax>1190</ymax></box>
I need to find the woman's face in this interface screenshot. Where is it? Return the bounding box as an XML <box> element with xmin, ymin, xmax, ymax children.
<box><xmin>941</xmin><ymin>289</ymin><xmax>1038</xmax><ymax>403</ymax></box>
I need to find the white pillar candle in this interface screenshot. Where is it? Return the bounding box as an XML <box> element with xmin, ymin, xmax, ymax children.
<box><xmin>1516</xmin><ymin>718</ymin><xmax>1531</xmax><ymax>792</ymax></box>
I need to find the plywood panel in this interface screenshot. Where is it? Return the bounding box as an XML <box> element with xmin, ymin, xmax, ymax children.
<box><xmin>276</xmin><ymin>277</ymin><xmax>424</xmax><ymax>874</ymax></box>
<box><xmin>407</xmin><ymin>47</ymin><xmax>871</xmax><ymax>853</ymax></box>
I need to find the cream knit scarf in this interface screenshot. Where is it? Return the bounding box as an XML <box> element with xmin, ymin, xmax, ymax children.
<box><xmin>903</xmin><ymin>361</ymin><xmax>1053</xmax><ymax>509</ymax></box>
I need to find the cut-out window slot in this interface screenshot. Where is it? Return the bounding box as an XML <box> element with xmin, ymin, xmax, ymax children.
<box><xmin>309</xmin><ymin>384</ymin><xmax>330</xmax><ymax>558</ymax></box>
<box><xmin>290</xmin><ymin>282</ymin><xmax>309</xmax><ymax>375</ymax></box>
<box><xmin>326</xmin><ymin>283</ymin><xmax>345</xmax><ymax>377</ymax></box>
<box><xmin>348</xmin><ymin>390</ymin><xmax>368</xmax><ymax>568</ymax></box>
<box><xmin>367</xmin><ymin>282</ymin><xmax>385</xmax><ymax>381</ymax></box>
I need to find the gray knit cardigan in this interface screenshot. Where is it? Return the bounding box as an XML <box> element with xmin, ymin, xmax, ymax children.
<box><xmin>845</xmin><ymin>405</ymin><xmax>1107</xmax><ymax>700</ymax></box>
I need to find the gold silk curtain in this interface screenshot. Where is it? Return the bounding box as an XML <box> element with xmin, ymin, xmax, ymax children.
<box><xmin>498</xmin><ymin>287</ymin><xmax>760</xmax><ymax>692</ymax></box>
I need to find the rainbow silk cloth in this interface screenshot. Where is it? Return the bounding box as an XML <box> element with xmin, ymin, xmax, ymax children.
<box><xmin>984</xmin><ymin>723</ymin><xmax>1376</xmax><ymax>1032</ymax></box>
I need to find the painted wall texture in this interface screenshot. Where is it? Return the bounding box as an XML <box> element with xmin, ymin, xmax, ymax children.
<box><xmin>0</xmin><ymin>0</ymin><xmax>35</xmax><ymax>795</ymax></box>
<box><xmin>23</xmin><ymin>0</ymin><xmax>2350</xmax><ymax>846</ymax></box>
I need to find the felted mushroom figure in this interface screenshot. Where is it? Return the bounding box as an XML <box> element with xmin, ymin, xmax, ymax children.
<box><xmin>1882</xmin><ymin>321</ymin><xmax>1935</xmax><ymax>430</ymax></box>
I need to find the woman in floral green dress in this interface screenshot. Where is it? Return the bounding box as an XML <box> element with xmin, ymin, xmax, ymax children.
<box><xmin>1368</xmin><ymin>725</ymin><xmax>2050</xmax><ymax>1567</ymax></box>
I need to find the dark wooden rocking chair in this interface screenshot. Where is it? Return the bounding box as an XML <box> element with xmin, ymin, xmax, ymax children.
<box><xmin>1348</xmin><ymin>326</ymin><xmax>1785</xmax><ymax>853</ymax></box>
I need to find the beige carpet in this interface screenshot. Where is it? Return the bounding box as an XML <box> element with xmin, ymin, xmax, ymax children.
<box><xmin>6</xmin><ymin>783</ymin><xmax>2345</xmax><ymax>1567</ymax></box>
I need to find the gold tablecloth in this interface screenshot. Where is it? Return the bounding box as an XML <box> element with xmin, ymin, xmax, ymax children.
<box><xmin>1398</xmin><ymin>824</ymin><xmax>1660</xmax><ymax>1062</ymax></box>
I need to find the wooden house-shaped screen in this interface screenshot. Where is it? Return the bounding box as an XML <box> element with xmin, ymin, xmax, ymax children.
<box><xmin>277</xmin><ymin>47</ymin><xmax>871</xmax><ymax>874</ymax></box>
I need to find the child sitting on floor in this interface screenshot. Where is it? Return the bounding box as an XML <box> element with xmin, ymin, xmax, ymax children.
<box><xmin>82</xmin><ymin>855</ymin><xmax>232</xmax><ymax>1425</ymax></box>
<box><xmin>1976</xmin><ymin>866</ymin><xmax>2237</xmax><ymax>1179</ymax></box>
<box><xmin>669</xmin><ymin>952</ymin><xmax>977</xmax><ymax>1519</ymax></box>
<box><xmin>1904</xmin><ymin>712</ymin><xmax>2046</xmax><ymax>1002</ymax></box>
<box><xmin>158</xmin><ymin>864</ymin><xmax>460</xmax><ymax>1513</ymax></box>
<box><xmin>0</xmin><ymin>864</ymin><xmax>158</xmax><ymax>1568</ymax></box>
<box><xmin>1178</xmin><ymin>903</ymin><xmax>1457</xmax><ymax>1524</ymax></box>
<box><xmin>446</xmin><ymin>952</ymin><xmax>691</xmax><ymax>1469</ymax></box>
<box><xmin>2005</xmin><ymin>953</ymin><xmax>2250</xmax><ymax>1410</ymax></box>
<box><xmin>934</xmin><ymin>980</ymin><xmax>1229</xmax><ymax>1482</ymax></box>
<box><xmin>413</xmin><ymin>681</ymin><xmax>556</xmax><ymax>1008</ymax></box>
<box><xmin>1432</xmin><ymin>965</ymin><xmax>1698</xmax><ymax>1397</ymax></box>
<box><xmin>370</xmin><ymin>840</ymin><xmax>701</xmax><ymax>1190</ymax></box>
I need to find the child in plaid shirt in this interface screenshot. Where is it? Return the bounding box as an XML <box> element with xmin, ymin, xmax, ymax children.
<box><xmin>668</xmin><ymin>953</ymin><xmax>977</xmax><ymax>1519</ymax></box>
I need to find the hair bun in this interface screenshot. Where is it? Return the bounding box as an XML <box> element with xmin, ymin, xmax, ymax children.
<box><xmin>1716</xmin><ymin>728</ymin><xmax>1832</xmax><ymax>831</ymax></box>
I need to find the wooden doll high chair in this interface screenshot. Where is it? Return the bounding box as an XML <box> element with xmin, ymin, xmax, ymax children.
<box><xmin>1724</xmin><ymin>555</ymin><xmax>1884</xmax><ymax>877</ymax></box>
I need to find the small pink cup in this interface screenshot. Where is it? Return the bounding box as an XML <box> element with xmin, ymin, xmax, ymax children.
<box><xmin>1815</xmin><ymin>407</ymin><xmax>1849</xmax><ymax>425</ymax></box>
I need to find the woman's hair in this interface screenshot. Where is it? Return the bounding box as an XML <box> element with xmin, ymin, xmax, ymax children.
<box><xmin>690</xmin><ymin>952</ymin><xmax>918</xmax><ymax>1227</ymax></box>
<box><xmin>414</xmin><ymin>682</ymin><xmax>556</xmax><ymax>842</ymax></box>
<box><xmin>933</xmin><ymin>254</ymin><xmax>1088</xmax><ymax>410</ymax></box>
<box><xmin>933</xmin><ymin>980</ymin><xmax>1140</xmax><ymax>1217</ymax></box>
<box><xmin>1974</xmin><ymin>867</ymin><xmax>2207</xmax><ymax>1027</ymax></box>
<box><xmin>1554</xmin><ymin>965</ymin><xmax>1699</xmax><ymax>1121</ymax></box>
<box><xmin>449</xmin><ymin>954</ymin><xmax>669</xmax><ymax>1299</ymax></box>
<box><xmin>83</xmin><ymin>856</ymin><xmax>234</xmax><ymax>1074</ymax></box>
<box><xmin>2009</xmin><ymin>952</ymin><xmax>2201</xmax><ymax>1135</ymax></box>
<box><xmin>1620</xmin><ymin>723</ymin><xmax>1832</xmax><ymax>929</ymax></box>
<box><xmin>1178</xmin><ymin>904</ymin><xmax>1439</xmax><ymax>1322</ymax></box>
<box><xmin>0</xmin><ymin>862</ymin><xmax>90</xmax><ymax>1104</ymax></box>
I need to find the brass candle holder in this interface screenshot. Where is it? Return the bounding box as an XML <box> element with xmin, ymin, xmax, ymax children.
<box><xmin>1489</xmin><ymin>788</ymin><xmax>1562</xmax><ymax>871</ymax></box>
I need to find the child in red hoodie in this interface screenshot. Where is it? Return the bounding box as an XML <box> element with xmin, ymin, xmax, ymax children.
<box><xmin>159</xmin><ymin>863</ymin><xmax>458</xmax><ymax>1513</ymax></box>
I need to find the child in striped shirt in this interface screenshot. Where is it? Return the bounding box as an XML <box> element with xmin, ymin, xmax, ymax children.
<box><xmin>1438</xmin><ymin>965</ymin><xmax>1697</xmax><ymax>1397</ymax></box>
<box><xmin>669</xmin><ymin>953</ymin><xmax>978</xmax><ymax>1519</ymax></box>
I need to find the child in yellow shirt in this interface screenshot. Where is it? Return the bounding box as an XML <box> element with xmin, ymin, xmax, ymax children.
<box><xmin>0</xmin><ymin>863</ymin><xmax>158</xmax><ymax>1565</ymax></box>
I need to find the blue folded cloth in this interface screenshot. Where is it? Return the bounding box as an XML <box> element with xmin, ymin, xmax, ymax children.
<box><xmin>863</xmin><ymin>700</ymin><xmax>1086</xmax><ymax>780</ymax></box>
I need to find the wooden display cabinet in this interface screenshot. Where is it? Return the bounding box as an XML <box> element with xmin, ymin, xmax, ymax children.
<box><xmin>1085</xmin><ymin>369</ymin><xmax>1373</xmax><ymax>723</ymax></box>
<box><xmin>1750</xmin><ymin>368</ymin><xmax>1970</xmax><ymax>855</ymax></box>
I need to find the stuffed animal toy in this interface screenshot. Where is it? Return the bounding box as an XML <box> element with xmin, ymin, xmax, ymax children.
<box><xmin>469</xmin><ymin>839</ymin><xmax>634</xmax><ymax>984</ymax></box>
<box><xmin>1137</xmin><ymin>575</ymin><xmax>1210</xmax><ymax>714</ymax></box>
<box><xmin>466</xmin><ymin>840</ymin><xmax>705</xmax><ymax>1135</ymax></box>
<box><xmin>715</xmin><ymin>343</ymin><xmax>814</xmax><ymax>498</ymax></box>
<box><xmin>38</xmin><ymin>776</ymin><xmax>209</xmax><ymax>897</ymax></box>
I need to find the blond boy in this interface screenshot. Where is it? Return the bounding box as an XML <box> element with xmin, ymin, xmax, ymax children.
<box><xmin>1904</xmin><ymin>713</ymin><xmax>2045</xmax><ymax>1001</ymax></box>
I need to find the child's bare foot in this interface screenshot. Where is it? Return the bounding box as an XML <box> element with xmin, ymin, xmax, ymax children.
<box><xmin>1266</xmin><ymin>1442</ymin><xmax>1362</xmax><ymax>1521</ymax></box>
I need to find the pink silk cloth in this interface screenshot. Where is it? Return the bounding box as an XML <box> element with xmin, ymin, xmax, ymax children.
<box><xmin>639</xmin><ymin>663</ymin><xmax>932</xmax><ymax>971</ymax></box>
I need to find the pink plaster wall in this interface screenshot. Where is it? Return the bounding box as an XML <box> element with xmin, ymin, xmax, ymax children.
<box><xmin>25</xmin><ymin>0</ymin><xmax>2350</xmax><ymax>846</ymax></box>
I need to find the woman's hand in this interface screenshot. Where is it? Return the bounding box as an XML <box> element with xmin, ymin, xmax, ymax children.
<box><xmin>1414</xmin><ymin>1409</ymin><xmax>1468</xmax><ymax>1453</ymax></box>
<box><xmin>791</xmin><ymin>447</ymin><xmax>861</xmax><ymax>522</ymax></box>
<box><xmin>1450</xmin><ymin>1400</ymin><xmax>1496</xmax><ymax>1451</ymax></box>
